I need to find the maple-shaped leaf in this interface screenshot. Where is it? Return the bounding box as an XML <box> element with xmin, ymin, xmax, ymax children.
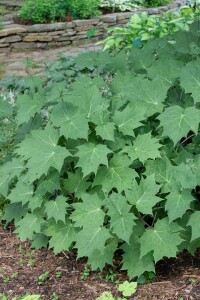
<box><xmin>129</xmin><ymin>46</ymin><xmax>155</xmax><ymax>71</ymax></box>
<box><xmin>131</xmin><ymin>77</ymin><xmax>168</xmax><ymax>116</ymax></box>
<box><xmin>75</xmin><ymin>143</ymin><xmax>112</xmax><ymax>177</ymax></box>
<box><xmin>93</xmin><ymin>154</ymin><xmax>137</xmax><ymax>193</ymax></box>
<box><xmin>50</xmin><ymin>102</ymin><xmax>89</xmax><ymax>140</ymax></box>
<box><xmin>0</xmin><ymin>170</ymin><xmax>10</xmax><ymax>197</ymax></box>
<box><xmin>96</xmin><ymin>122</ymin><xmax>115</xmax><ymax>141</ymax></box>
<box><xmin>126</xmin><ymin>175</ymin><xmax>162</xmax><ymax>215</ymax></box>
<box><xmin>15</xmin><ymin>125</ymin><xmax>71</xmax><ymax>182</ymax></box>
<box><xmin>191</xmin><ymin>155</ymin><xmax>200</xmax><ymax>185</ymax></box>
<box><xmin>88</xmin><ymin>239</ymin><xmax>118</xmax><ymax>270</ymax></box>
<box><xmin>63</xmin><ymin>169</ymin><xmax>90</xmax><ymax>198</ymax></box>
<box><xmin>75</xmin><ymin>225</ymin><xmax>111</xmax><ymax>258</ymax></box>
<box><xmin>105</xmin><ymin>193</ymin><xmax>136</xmax><ymax>243</ymax></box>
<box><xmin>187</xmin><ymin>211</ymin><xmax>200</xmax><ymax>241</ymax></box>
<box><xmin>113</xmin><ymin>104</ymin><xmax>145</xmax><ymax>136</ymax></box>
<box><xmin>144</xmin><ymin>157</ymin><xmax>176</xmax><ymax>193</ymax></box>
<box><xmin>122</xmin><ymin>234</ymin><xmax>155</xmax><ymax>278</ymax></box>
<box><xmin>45</xmin><ymin>219</ymin><xmax>77</xmax><ymax>254</ymax></box>
<box><xmin>36</xmin><ymin>170</ymin><xmax>61</xmax><ymax>196</ymax></box>
<box><xmin>123</xmin><ymin>132</ymin><xmax>161</xmax><ymax>163</ymax></box>
<box><xmin>174</xmin><ymin>163</ymin><xmax>197</xmax><ymax>189</ymax></box>
<box><xmin>140</xmin><ymin>218</ymin><xmax>183</xmax><ymax>262</ymax></box>
<box><xmin>70</xmin><ymin>193</ymin><xmax>105</xmax><ymax>228</ymax></box>
<box><xmin>69</xmin><ymin>85</ymin><xmax>105</xmax><ymax>119</ymax></box>
<box><xmin>0</xmin><ymin>97</ymin><xmax>13</xmax><ymax>118</ymax></box>
<box><xmin>31</xmin><ymin>233</ymin><xmax>49</xmax><ymax>250</ymax></box>
<box><xmin>7</xmin><ymin>181</ymin><xmax>34</xmax><ymax>206</ymax></box>
<box><xmin>158</xmin><ymin>105</ymin><xmax>200</xmax><ymax>145</ymax></box>
<box><xmin>3</xmin><ymin>202</ymin><xmax>28</xmax><ymax>223</ymax></box>
<box><xmin>166</xmin><ymin>189</ymin><xmax>195</xmax><ymax>222</ymax></box>
<box><xmin>44</xmin><ymin>196</ymin><xmax>68</xmax><ymax>223</ymax></box>
<box><xmin>147</xmin><ymin>59</ymin><xmax>183</xmax><ymax>86</ymax></box>
<box><xmin>74</xmin><ymin>51</ymin><xmax>111</xmax><ymax>68</ymax></box>
<box><xmin>180</xmin><ymin>59</ymin><xmax>200</xmax><ymax>103</ymax></box>
<box><xmin>16</xmin><ymin>92</ymin><xmax>47</xmax><ymax>125</ymax></box>
<box><xmin>15</xmin><ymin>213</ymin><xmax>43</xmax><ymax>241</ymax></box>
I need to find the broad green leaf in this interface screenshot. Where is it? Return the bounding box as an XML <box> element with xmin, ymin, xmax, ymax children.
<box><xmin>180</xmin><ymin>60</ymin><xmax>200</xmax><ymax>103</ymax></box>
<box><xmin>123</xmin><ymin>132</ymin><xmax>161</xmax><ymax>163</ymax></box>
<box><xmin>15</xmin><ymin>213</ymin><xmax>43</xmax><ymax>241</ymax></box>
<box><xmin>118</xmin><ymin>281</ymin><xmax>137</xmax><ymax>297</ymax></box>
<box><xmin>190</xmin><ymin>155</ymin><xmax>200</xmax><ymax>185</ymax></box>
<box><xmin>96</xmin><ymin>122</ymin><xmax>115</xmax><ymax>141</ymax></box>
<box><xmin>15</xmin><ymin>125</ymin><xmax>70</xmax><ymax>182</ymax></box>
<box><xmin>50</xmin><ymin>102</ymin><xmax>89</xmax><ymax>140</ymax></box>
<box><xmin>16</xmin><ymin>92</ymin><xmax>47</xmax><ymax>125</ymax></box>
<box><xmin>31</xmin><ymin>233</ymin><xmax>49</xmax><ymax>250</ymax></box>
<box><xmin>63</xmin><ymin>169</ymin><xmax>90</xmax><ymax>198</ymax></box>
<box><xmin>74</xmin><ymin>51</ymin><xmax>111</xmax><ymax>68</ymax></box>
<box><xmin>75</xmin><ymin>225</ymin><xmax>111</xmax><ymax>258</ymax></box>
<box><xmin>36</xmin><ymin>170</ymin><xmax>61</xmax><ymax>196</ymax></box>
<box><xmin>3</xmin><ymin>202</ymin><xmax>28</xmax><ymax>223</ymax></box>
<box><xmin>44</xmin><ymin>196</ymin><xmax>68</xmax><ymax>223</ymax></box>
<box><xmin>7</xmin><ymin>182</ymin><xmax>34</xmax><ymax>206</ymax></box>
<box><xmin>140</xmin><ymin>218</ymin><xmax>183</xmax><ymax>262</ymax></box>
<box><xmin>122</xmin><ymin>235</ymin><xmax>155</xmax><ymax>279</ymax></box>
<box><xmin>70</xmin><ymin>193</ymin><xmax>105</xmax><ymax>228</ymax></box>
<box><xmin>126</xmin><ymin>175</ymin><xmax>162</xmax><ymax>215</ymax></box>
<box><xmin>93</xmin><ymin>154</ymin><xmax>137</xmax><ymax>193</ymax></box>
<box><xmin>131</xmin><ymin>77</ymin><xmax>168</xmax><ymax>116</ymax></box>
<box><xmin>0</xmin><ymin>98</ymin><xmax>13</xmax><ymax>118</ymax></box>
<box><xmin>187</xmin><ymin>211</ymin><xmax>200</xmax><ymax>241</ymax></box>
<box><xmin>174</xmin><ymin>163</ymin><xmax>197</xmax><ymax>189</ymax></box>
<box><xmin>165</xmin><ymin>189</ymin><xmax>194</xmax><ymax>222</ymax></box>
<box><xmin>105</xmin><ymin>193</ymin><xmax>136</xmax><ymax>243</ymax></box>
<box><xmin>129</xmin><ymin>47</ymin><xmax>155</xmax><ymax>71</ymax></box>
<box><xmin>88</xmin><ymin>239</ymin><xmax>118</xmax><ymax>270</ymax></box>
<box><xmin>144</xmin><ymin>157</ymin><xmax>176</xmax><ymax>193</ymax></box>
<box><xmin>45</xmin><ymin>220</ymin><xmax>77</xmax><ymax>254</ymax></box>
<box><xmin>113</xmin><ymin>104</ymin><xmax>145</xmax><ymax>136</ymax></box>
<box><xmin>158</xmin><ymin>105</ymin><xmax>200</xmax><ymax>145</ymax></box>
<box><xmin>75</xmin><ymin>143</ymin><xmax>112</xmax><ymax>177</ymax></box>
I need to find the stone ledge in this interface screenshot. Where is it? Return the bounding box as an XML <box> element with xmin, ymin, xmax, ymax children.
<box><xmin>0</xmin><ymin>0</ymin><xmax>187</xmax><ymax>52</ymax></box>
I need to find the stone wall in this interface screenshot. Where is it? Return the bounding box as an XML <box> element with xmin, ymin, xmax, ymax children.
<box><xmin>0</xmin><ymin>0</ymin><xmax>186</xmax><ymax>52</ymax></box>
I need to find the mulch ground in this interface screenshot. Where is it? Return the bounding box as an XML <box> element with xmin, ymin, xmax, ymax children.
<box><xmin>0</xmin><ymin>225</ymin><xmax>200</xmax><ymax>300</ymax></box>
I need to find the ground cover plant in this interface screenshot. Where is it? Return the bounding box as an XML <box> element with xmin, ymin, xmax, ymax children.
<box><xmin>1</xmin><ymin>19</ymin><xmax>200</xmax><ymax>281</ymax></box>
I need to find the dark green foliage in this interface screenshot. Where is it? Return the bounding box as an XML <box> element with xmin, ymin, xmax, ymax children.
<box><xmin>1</xmin><ymin>20</ymin><xmax>200</xmax><ymax>278</ymax></box>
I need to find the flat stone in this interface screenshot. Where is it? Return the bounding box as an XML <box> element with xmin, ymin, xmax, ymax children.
<box><xmin>148</xmin><ymin>8</ymin><xmax>159</xmax><ymax>14</ymax></box>
<box><xmin>11</xmin><ymin>42</ymin><xmax>35</xmax><ymax>49</ymax></box>
<box><xmin>0</xmin><ymin>26</ymin><xmax>27</xmax><ymax>37</ymax></box>
<box><xmin>27</xmin><ymin>23</ymin><xmax>71</xmax><ymax>33</ymax></box>
<box><xmin>48</xmin><ymin>31</ymin><xmax>64</xmax><ymax>36</ymax></box>
<box><xmin>0</xmin><ymin>47</ymin><xmax>10</xmax><ymax>53</ymax></box>
<box><xmin>0</xmin><ymin>35</ymin><xmax>21</xmax><ymax>43</ymax></box>
<box><xmin>72</xmin><ymin>19</ymin><xmax>99</xmax><ymax>27</ymax></box>
<box><xmin>0</xmin><ymin>43</ymin><xmax>9</xmax><ymax>47</ymax></box>
<box><xmin>116</xmin><ymin>12</ymin><xmax>133</xmax><ymax>20</ymax></box>
<box><xmin>36</xmin><ymin>42</ymin><xmax>48</xmax><ymax>49</ymax></box>
<box><xmin>62</xmin><ymin>31</ymin><xmax>76</xmax><ymax>36</ymax></box>
<box><xmin>23</xmin><ymin>35</ymin><xmax>52</xmax><ymax>42</ymax></box>
<box><xmin>55</xmin><ymin>36</ymin><xmax>71</xmax><ymax>42</ymax></box>
<box><xmin>158</xmin><ymin>6</ymin><xmax>169</xmax><ymax>12</ymax></box>
<box><xmin>99</xmin><ymin>15</ymin><xmax>117</xmax><ymax>23</ymax></box>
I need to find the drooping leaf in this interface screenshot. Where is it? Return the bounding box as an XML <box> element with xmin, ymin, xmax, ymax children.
<box><xmin>140</xmin><ymin>218</ymin><xmax>183</xmax><ymax>262</ymax></box>
<box><xmin>187</xmin><ymin>211</ymin><xmax>200</xmax><ymax>241</ymax></box>
<box><xmin>31</xmin><ymin>233</ymin><xmax>49</xmax><ymax>250</ymax></box>
<box><xmin>15</xmin><ymin>213</ymin><xmax>44</xmax><ymax>241</ymax></box>
<box><xmin>165</xmin><ymin>189</ymin><xmax>194</xmax><ymax>222</ymax></box>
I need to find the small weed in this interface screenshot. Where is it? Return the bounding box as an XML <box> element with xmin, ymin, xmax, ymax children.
<box><xmin>81</xmin><ymin>266</ymin><xmax>91</xmax><ymax>281</ymax></box>
<box><xmin>37</xmin><ymin>271</ymin><xmax>49</xmax><ymax>285</ymax></box>
<box><xmin>55</xmin><ymin>271</ymin><xmax>62</xmax><ymax>278</ymax></box>
<box><xmin>96</xmin><ymin>280</ymin><xmax>137</xmax><ymax>300</ymax></box>
<box><xmin>189</xmin><ymin>278</ymin><xmax>197</xmax><ymax>285</ymax></box>
<box><xmin>11</xmin><ymin>272</ymin><xmax>18</xmax><ymax>279</ymax></box>
<box><xmin>3</xmin><ymin>277</ymin><xmax>10</xmax><ymax>283</ymax></box>
<box><xmin>137</xmin><ymin>271</ymin><xmax>156</xmax><ymax>284</ymax></box>
<box><xmin>105</xmin><ymin>269</ymin><xmax>117</xmax><ymax>283</ymax></box>
<box><xmin>52</xmin><ymin>292</ymin><xmax>59</xmax><ymax>300</ymax></box>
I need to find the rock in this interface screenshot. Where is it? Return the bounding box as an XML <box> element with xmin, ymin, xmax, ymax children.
<box><xmin>0</xmin><ymin>43</ymin><xmax>9</xmax><ymax>48</ymax></box>
<box><xmin>73</xmin><ymin>19</ymin><xmax>99</xmax><ymax>27</ymax></box>
<box><xmin>0</xmin><ymin>26</ymin><xmax>26</xmax><ymax>37</ymax></box>
<box><xmin>99</xmin><ymin>15</ymin><xmax>117</xmax><ymax>23</ymax></box>
<box><xmin>0</xmin><ymin>35</ymin><xmax>21</xmax><ymax>43</ymax></box>
<box><xmin>48</xmin><ymin>31</ymin><xmax>64</xmax><ymax>36</ymax></box>
<box><xmin>36</xmin><ymin>42</ymin><xmax>48</xmax><ymax>49</ymax></box>
<box><xmin>23</xmin><ymin>35</ymin><xmax>52</xmax><ymax>42</ymax></box>
<box><xmin>54</xmin><ymin>36</ymin><xmax>71</xmax><ymax>42</ymax></box>
<box><xmin>116</xmin><ymin>12</ymin><xmax>133</xmax><ymax>21</ymax></box>
<box><xmin>148</xmin><ymin>8</ymin><xmax>159</xmax><ymax>14</ymax></box>
<box><xmin>27</xmin><ymin>23</ymin><xmax>72</xmax><ymax>33</ymax></box>
<box><xmin>62</xmin><ymin>30</ymin><xmax>76</xmax><ymax>36</ymax></box>
<box><xmin>11</xmin><ymin>42</ymin><xmax>35</xmax><ymax>49</ymax></box>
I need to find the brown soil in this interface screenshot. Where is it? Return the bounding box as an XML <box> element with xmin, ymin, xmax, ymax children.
<box><xmin>1</xmin><ymin>226</ymin><xmax>200</xmax><ymax>300</ymax></box>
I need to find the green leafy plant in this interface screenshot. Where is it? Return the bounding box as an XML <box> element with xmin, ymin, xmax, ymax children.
<box><xmin>0</xmin><ymin>295</ymin><xmax>41</xmax><ymax>300</ymax></box>
<box><xmin>81</xmin><ymin>266</ymin><xmax>91</xmax><ymax>280</ymax></box>
<box><xmin>55</xmin><ymin>271</ymin><xmax>62</xmax><ymax>278</ymax></box>
<box><xmin>1</xmin><ymin>19</ymin><xmax>200</xmax><ymax>280</ymax></box>
<box><xmin>99</xmin><ymin>6</ymin><xmax>195</xmax><ymax>50</ymax></box>
<box><xmin>142</xmin><ymin>0</ymin><xmax>170</xmax><ymax>7</ymax></box>
<box><xmin>71</xmin><ymin>0</ymin><xmax>101</xmax><ymax>19</ymax></box>
<box><xmin>137</xmin><ymin>271</ymin><xmax>155</xmax><ymax>283</ymax></box>
<box><xmin>37</xmin><ymin>271</ymin><xmax>49</xmax><ymax>285</ymax></box>
<box><xmin>99</xmin><ymin>0</ymin><xmax>140</xmax><ymax>12</ymax></box>
<box><xmin>96</xmin><ymin>281</ymin><xmax>137</xmax><ymax>299</ymax></box>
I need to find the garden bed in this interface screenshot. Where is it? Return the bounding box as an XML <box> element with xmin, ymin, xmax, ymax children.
<box><xmin>0</xmin><ymin>0</ymin><xmax>186</xmax><ymax>52</ymax></box>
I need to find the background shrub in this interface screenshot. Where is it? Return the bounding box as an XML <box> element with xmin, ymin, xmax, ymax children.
<box><xmin>70</xmin><ymin>0</ymin><xmax>101</xmax><ymax>19</ymax></box>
